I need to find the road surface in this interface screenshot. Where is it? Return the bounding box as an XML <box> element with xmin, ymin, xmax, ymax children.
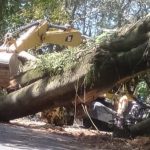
<box><xmin>0</xmin><ymin>123</ymin><xmax>92</xmax><ymax>150</ymax></box>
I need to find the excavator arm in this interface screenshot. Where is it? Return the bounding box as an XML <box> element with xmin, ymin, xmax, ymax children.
<box><xmin>0</xmin><ymin>20</ymin><xmax>82</xmax><ymax>88</ymax></box>
<box><xmin>0</xmin><ymin>20</ymin><xmax>82</xmax><ymax>53</ymax></box>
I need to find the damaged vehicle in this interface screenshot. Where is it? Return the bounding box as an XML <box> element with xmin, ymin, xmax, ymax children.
<box><xmin>83</xmin><ymin>94</ymin><xmax>150</xmax><ymax>137</ymax></box>
<box><xmin>83</xmin><ymin>97</ymin><xmax>116</xmax><ymax>131</ymax></box>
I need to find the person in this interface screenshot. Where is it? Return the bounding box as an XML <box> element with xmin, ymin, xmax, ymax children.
<box><xmin>116</xmin><ymin>91</ymin><xmax>147</xmax><ymax>129</ymax></box>
<box><xmin>116</xmin><ymin>93</ymin><xmax>129</xmax><ymax>128</ymax></box>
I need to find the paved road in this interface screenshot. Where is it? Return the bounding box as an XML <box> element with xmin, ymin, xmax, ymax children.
<box><xmin>0</xmin><ymin>123</ymin><xmax>92</xmax><ymax>150</ymax></box>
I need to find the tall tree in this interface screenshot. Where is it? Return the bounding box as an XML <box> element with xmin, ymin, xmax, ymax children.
<box><xmin>0</xmin><ymin>0</ymin><xmax>8</xmax><ymax>21</ymax></box>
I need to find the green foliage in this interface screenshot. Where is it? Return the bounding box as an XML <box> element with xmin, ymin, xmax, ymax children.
<box><xmin>134</xmin><ymin>80</ymin><xmax>150</xmax><ymax>100</ymax></box>
<box><xmin>35</xmin><ymin>41</ymin><xmax>94</xmax><ymax>77</ymax></box>
<box><xmin>95</xmin><ymin>31</ymin><xmax>116</xmax><ymax>44</ymax></box>
<box><xmin>21</xmin><ymin>0</ymin><xmax>69</xmax><ymax>23</ymax></box>
<box><xmin>0</xmin><ymin>0</ymin><xmax>150</xmax><ymax>39</ymax></box>
<box><xmin>36</xmin><ymin>47</ymin><xmax>82</xmax><ymax>76</ymax></box>
<box><xmin>0</xmin><ymin>0</ymin><xmax>69</xmax><ymax>39</ymax></box>
<box><xmin>0</xmin><ymin>0</ymin><xmax>20</xmax><ymax>37</ymax></box>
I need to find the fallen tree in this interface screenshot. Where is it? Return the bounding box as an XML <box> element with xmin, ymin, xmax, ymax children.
<box><xmin>130</xmin><ymin>118</ymin><xmax>150</xmax><ymax>137</ymax></box>
<box><xmin>0</xmin><ymin>14</ymin><xmax>150</xmax><ymax>135</ymax></box>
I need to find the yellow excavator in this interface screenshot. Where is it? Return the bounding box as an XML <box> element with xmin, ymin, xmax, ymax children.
<box><xmin>0</xmin><ymin>20</ymin><xmax>82</xmax><ymax>88</ymax></box>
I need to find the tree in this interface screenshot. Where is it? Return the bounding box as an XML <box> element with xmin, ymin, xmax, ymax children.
<box><xmin>1</xmin><ymin>0</ymin><xmax>149</xmax><ymax>38</ymax></box>
<box><xmin>62</xmin><ymin>0</ymin><xmax>150</xmax><ymax>36</ymax></box>
<box><xmin>0</xmin><ymin>14</ymin><xmax>150</xmax><ymax>122</ymax></box>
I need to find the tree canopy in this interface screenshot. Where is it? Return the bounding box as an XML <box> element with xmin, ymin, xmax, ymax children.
<box><xmin>0</xmin><ymin>0</ymin><xmax>150</xmax><ymax>38</ymax></box>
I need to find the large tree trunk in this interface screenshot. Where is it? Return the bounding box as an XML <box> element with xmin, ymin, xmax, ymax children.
<box><xmin>0</xmin><ymin>14</ymin><xmax>150</xmax><ymax>123</ymax></box>
<box><xmin>130</xmin><ymin>118</ymin><xmax>150</xmax><ymax>137</ymax></box>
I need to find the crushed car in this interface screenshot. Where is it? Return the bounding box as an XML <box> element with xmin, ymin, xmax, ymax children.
<box><xmin>83</xmin><ymin>95</ymin><xmax>150</xmax><ymax>137</ymax></box>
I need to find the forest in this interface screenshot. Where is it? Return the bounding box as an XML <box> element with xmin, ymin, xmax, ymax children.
<box><xmin>0</xmin><ymin>0</ymin><xmax>150</xmax><ymax>149</ymax></box>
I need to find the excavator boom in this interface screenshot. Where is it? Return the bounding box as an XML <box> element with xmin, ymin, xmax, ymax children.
<box><xmin>0</xmin><ymin>20</ymin><xmax>82</xmax><ymax>53</ymax></box>
<box><xmin>0</xmin><ymin>20</ymin><xmax>83</xmax><ymax>88</ymax></box>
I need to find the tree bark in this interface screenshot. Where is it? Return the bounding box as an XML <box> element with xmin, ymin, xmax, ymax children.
<box><xmin>130</xmin><ymin>118</ymin><xmax>150</xmax><ymax>137</ymax></box>
<box><xmin>0</xmin><ymin>14</ymin><xmax>150</xmax><ymax>123</ymax></box>
<box><xmin>100</xmin><ymin>14</ymin><xmax>150</xmax><ymax>52</ymax></box>
<box><xmin>0</xmin><ymin>0</ymin><xmax>3</xmax><ymax>21</ymax></box>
